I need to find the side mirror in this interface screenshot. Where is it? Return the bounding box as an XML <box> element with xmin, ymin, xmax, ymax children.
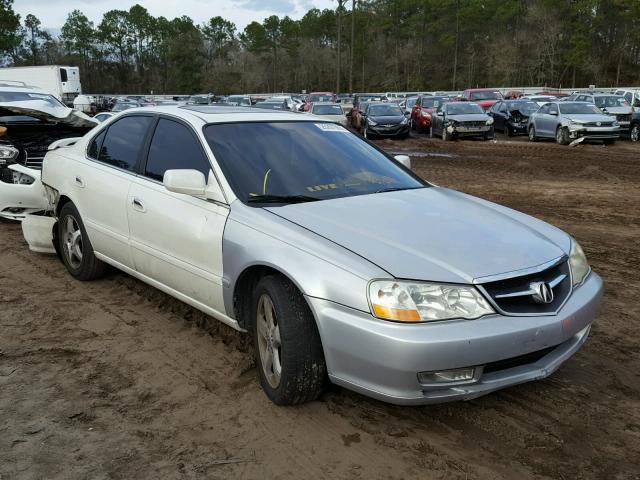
<box><xmin>394</xmin><ymin>154</ymin><xmax>411</xmax><ymax>169</ymax></box>
<box><xmin>163</xmin><ymin>169</ymin><xmax>206</xmax><ymax>196</ymax></box>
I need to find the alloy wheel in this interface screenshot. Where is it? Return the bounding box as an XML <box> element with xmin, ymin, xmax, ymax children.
<box><xmin>61</xmin><ymin>214</ymin><xmax>83</xmax><ymax>270</ymax></box>
<box><xmin>631</xmin><ymin>125</ymin><xmax>639</xmax><ymax>142</ymax></box>
<box><xmin>256</xmin><ymin>293</ymin><xmax>282</xmax><ymax>389</ymax></box>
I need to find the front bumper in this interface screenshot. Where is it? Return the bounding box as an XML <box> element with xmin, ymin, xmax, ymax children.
<box><xmin>369</xmin><ymin>124</ymin><xmax>410</xmax><ymax>137</ymax></box>
<box><xmin>568</xmin><ymin>125</ymin><xmax>620</xmax><ymax>140</ymax></box>
<box><xmin>508</xmin><ymin>122</ymin><xmax>529</xmax><ymax>134</ymax></box>
<box><xmin>308</xmin><ymin>271</ymin><xmax>603</xmax><ymax>405</ymax></box>
<box><xmin>447</xmin><ymin>124</ymin><xmax>492</xmax><ymax>136</ymax></box>
<box><xmin>0</xmin><ymin>164</ymin><xmax>49</xmax><ymax>221</ymax></box>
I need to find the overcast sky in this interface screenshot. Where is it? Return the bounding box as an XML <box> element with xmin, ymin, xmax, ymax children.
<box><xmin>15</xmin><ymin>0</ymin><xmax>336</xmax><ymax>32</ymax></box>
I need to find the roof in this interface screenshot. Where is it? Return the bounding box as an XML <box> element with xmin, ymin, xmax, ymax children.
<box><xmin>130</xmin><ymin>105</ymin><xmax>313</xmax><ymax>124</ymax></box>
<box><xmin>0</xmin><ymin>83</ymin><xmax>50</xmax><ymax>95</ymax></box>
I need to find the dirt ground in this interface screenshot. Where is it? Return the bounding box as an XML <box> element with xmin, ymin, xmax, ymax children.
<box><xmin>1</xmin><ymin>133</ymin><xmax>639</xmax><ymax>479</ymax></box>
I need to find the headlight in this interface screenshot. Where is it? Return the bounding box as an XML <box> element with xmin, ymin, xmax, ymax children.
<box><xmin>368</xmin><ymin>119</ymin><xmax>377</xmax><ymax>126</ymax></box>
<box><xmin>401</xmin><ymin>117</ymin><xmax>408</xmax><ymax>125</ymax></box>
<box><xmin>486</xmin><ymin>118</ymin><xmax>494</xmax><ymax>125</ymax></box>
<box><xmin>569</xmin><ymin>120</ymin><xmax>585</xmax><ymax>126</ymax></box>
<box><xmin>368</xmin><ymin>280</ymin><xmax>494</xmax><ymax>322</ymax></box>
<box><xmin>0</xmin><ymin>145</ymin><xmax>19</xmax><ymax>163</ymax></box>
<box><xmin>568</xmin><ymin>239</ymin><xmax>590</xmax><ymax>286</ymax></box>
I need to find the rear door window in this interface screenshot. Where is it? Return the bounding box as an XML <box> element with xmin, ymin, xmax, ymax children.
<box><xmin>98</xmin><ymin>116</ymin><xmax>153</xmax><ymax>172</ymax></box>
<box><xmin>144</xmin><ymin>118</ymin><xmax>211</xmax><ymax>182</ymax></box>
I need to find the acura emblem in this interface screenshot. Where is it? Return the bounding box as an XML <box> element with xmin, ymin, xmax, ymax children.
<box><xmin>530</xmin><ymin>281</ymin><xmax>554</xmax><ymax>304</ymax></box>
<box><xmin>596</xmin><ymin>121</ymin><xmax>602</xmax><ymax>126</ymax></box>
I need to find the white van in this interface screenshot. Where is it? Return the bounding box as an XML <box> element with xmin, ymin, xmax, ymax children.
<box><xmin>0</xmin><ymin>66</ymin><xmax>82</xmax><ymax>105</ymax></box>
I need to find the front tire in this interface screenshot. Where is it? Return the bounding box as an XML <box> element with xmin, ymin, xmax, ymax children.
<box><xmin>556</xmin><ymin>126</ymin><xmax>570</xmax><ymax>145</ymax></box>
<box><xmin>630</xmin><ymin>123</ymin><xmax>639</xmax><ymax>142</ymax></box>
<box><xmin>442</xmin><ymin>126</ymin><xmax>452</xmax><ymax>141</ymax></box>
<box><xmin>58</xmin><ymin>202</ymin><xmax>107</xmax><ymax>281</ymax></box>
<box><xmin>252</xmin><ymin>275</ymin><xmax>326</xmax><ymax>405</ymax></box>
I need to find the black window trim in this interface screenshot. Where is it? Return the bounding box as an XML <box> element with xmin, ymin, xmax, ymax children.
<box><xmin>85</xmin><ymin>113</ymin><xmax>156</xmax><ymax>176</ymax></box>
<box><xmin>140</xmin><ymin>113</ymin><xmax>229</xmax><ymax>206</ymax></box>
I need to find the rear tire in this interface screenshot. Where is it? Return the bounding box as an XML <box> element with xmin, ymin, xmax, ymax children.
<box><xmin>251</xmin><ymin>275</ymin><xmax>326</xmax><ymax>405</ymax></box>
<box><xmin>58</xmin><ymin>202</ymin><xmax>107</xmax><ymax>281</ymax></box>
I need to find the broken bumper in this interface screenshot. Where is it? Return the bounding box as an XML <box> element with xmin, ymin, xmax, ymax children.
<box><xmin>447</xmin><ymin>124</ymin><xmax>492</xmax><ymax>136</ymax></box>
<box><xmin>568</xmin><ymin>126</ymin><xmax>620</xmax><ymax>140</ymax></box>
<box><xmin>0</xmin><ymin>164</ymin><xmax>49</xmax><ymax>220</ymax></box>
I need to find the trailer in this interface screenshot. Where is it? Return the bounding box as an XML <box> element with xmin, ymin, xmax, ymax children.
<box><xmin>0</xmin><ymin>66</ymin><xmax>82</xmax><ymax>105</ymax></box>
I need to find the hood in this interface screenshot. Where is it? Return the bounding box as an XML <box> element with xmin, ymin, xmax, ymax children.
<box><xmin>0</xmin><ymin>100</ymin><xmax>97</xmax><ymax>129</ymax></box>
<box><xmin>315</xmin><ymin>114</ymin><xmax>348</xmax><ymax>125</ymax></box>
<box><xmin>508</xmin><ymin>109</ymin><xmax>532</xmax><ymax>122</ymax></box>
<box><xmin>563</xmin><ymin>113</ymin><xmax>615</xmax><ymax>122</ymax></box>
<box><xmin>449</xmin><ymin>113</ymin><xmax>490</xmax><ymax>122</ymax></box>
<box><xmin>369</xmin><ymin>115</ymin><xmax>405</xmax><ymax>124</ymax></box>
<box><xmin>265</xmin><ymin>187</ymin><xmax>569</xmax><ymax>283</ymax></box>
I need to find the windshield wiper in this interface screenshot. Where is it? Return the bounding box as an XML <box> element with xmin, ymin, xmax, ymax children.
<box><xmin>247</xmin><ymin>194</ymin><xmax>321</xmax><ymax>204</ymax></box>
<box><xmin>374</xmin><ymin>186</ymin><xmax>424</xmax><ymax>194</ymax></box>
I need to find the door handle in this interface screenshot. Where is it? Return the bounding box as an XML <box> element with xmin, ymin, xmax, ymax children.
<box><xmin>131</xmin><ymin>197</ymin><xmax>146</xmax><ymax>212</ymax></box>
<box><xmin>75</xmin><ymin>176</ymin><xmax>85</xmax><ymax>188</ymax></box>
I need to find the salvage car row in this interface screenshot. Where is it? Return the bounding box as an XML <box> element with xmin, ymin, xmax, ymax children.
<box><xmin>0</xmin><ymin>76</ymin><xmax>607</xmax><ymax>407</ymax></box>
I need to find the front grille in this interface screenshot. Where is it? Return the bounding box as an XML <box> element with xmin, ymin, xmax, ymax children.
<box><xmin>23</xmin><ymin>151</ymin><xmax>45</xmax><ymax>170</ymax></box>
<box><xmin>480</xmin><ymin>260</ymin><xmax>571</xmax><ymax>315</ymax></box>
<box><xmin>459</xmin><ymin>121</ymin><xmax>486</xmax><ymax>128</ymax></box>
<box><xmin>584</xmin><ymin>121</ymin><xmax>614</xmax><ymax>127</ymax></box>
<box><xmin>483</xmin><ymin>346</ymin><xmax>557</xmax><ymax>374</ymax></box>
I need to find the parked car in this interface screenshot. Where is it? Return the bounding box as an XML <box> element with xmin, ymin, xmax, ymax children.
<box><xmin>613</xmin><ymin>89</ymin><xmax>640</xmax><ymax>111</ymax></box>
<box><xmin>268</xmin><ymin>96</ymin><xmax>299</xmax><ymax>111</ymax></box>
<box><xmin>536</xmin><ymin>91</ymin><xmax>569</xmax><ymax>98</ymax></box>
<box><xmin>488</xmin><ymin>100</ymin><xmax>540</xmax><ymax>136</ymax></box>
<box><xmin>227</xmin><ymin>95</ymin><xmax>252</xmax><ymax>107</ymax></box>
<box><xmin>503</xmin><ymin>90</ymin><xmax>524</xmax><ymax>100</ymax></box>
<box><xmin>0</xmin><ymin>83</ymin><xmax>96</xmax><ymax>220</ymax></box>
<box><xmin>308</xmin><ymin>102</ymin><xmax>348</xmax><ymax>127</ymax></box>
<box><xmin>630</xmin><ymin>112</ymin><xmax>640</xmax><ymax>142</ymax></box>
<box><xmin>350</xmin><ymin>95</ymin><xmax>384</xmax><ymax>130</ymax></box>
<box><xmin>520</xmin><ymin>95</ymin><xmax>556</xmax><ymax>107</ymax></box>
<box><xmin>252</xmin><ymin>99</ymin><xmax>289</xmax><ymax>111</ymax></box>
<box><xmin>188</xmin><ymin>94</ymin><xmax>215</xmax><ymax>105</ymax></box>
<box><xmin>111</xmin><ymin>101</ymin><xmax>140</xmax><ymax>113</ymax></box>
<box><xmin>528</xmin><ymin>101</ymin><xmax>620</xmax><ymax>145</ymax></box>
<box><xmin>303</xmin><ymin>92</ymin><xmax>337</xmax><ymax>112</ymax></box>
<box><xmin>39</xmin><ymin>105</ymin><xmax>602</xmax><ymax>406</ymax></box>
<box><xmin>574</xmin><ymin>93</ymin><xmax>634</xmax><ymax>132</ymax></box>
<box><xmin>430</xmin><ymin>102</ymin><xmax>494</xmax><ymax>140</ymax></box>
<box><xmin>400</xmin><ymin>96</ymin><xmax>418</xmax><ymax>116</ymax></box>
<box><xmin>93</xmin><ymin>112</ymin><xmax>115</xmax><ymax>123</ymax></box>
<box><xmin>410</xmin><ymin>95</ymin><xmax>449</xmax><ymax>133</ymax></box>
<box><xmin>460</xmin><ymin>88</ymin><xmax>503</xmax><ymax>110</ymax></box>
<box><xmin>361</xmin><ymin>102</ymin><xmax>410</xmax><ymax>139</ymax></box>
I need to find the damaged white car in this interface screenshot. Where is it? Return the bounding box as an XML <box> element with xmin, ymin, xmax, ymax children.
<box><xmin>0</xmin><ymin>83</ymin><xmax>96</xmax><ymax>220</ymax></box>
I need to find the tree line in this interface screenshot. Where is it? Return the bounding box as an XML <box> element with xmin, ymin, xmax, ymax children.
<box><xmin>1</xmin><ymin>0</ymin><xmax>639</xmax><ymax>95</ymax></box>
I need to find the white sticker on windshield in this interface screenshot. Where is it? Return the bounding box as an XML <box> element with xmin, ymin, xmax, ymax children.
<box><xmin>315</xmin><ymin>123</ymin><xmax>348</xmax><ymax>132</ymax></box>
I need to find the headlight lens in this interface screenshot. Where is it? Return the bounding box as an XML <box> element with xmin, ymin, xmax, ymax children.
<box><xmin>486</xmin><ymin>118</ymin><xmax>494</xmax><ymax>125</ymax></box>
<box><xmin>368</xmin><ymin>280</ymin><xmax>494</xmax><ymax>322</ymax></box>
<box><xmin>368</xmin><ymin>119</ymin><xmax>377</xmax><ymax>126</ymax></box>
<box><xmin>401</xmin><ymin>117</ymin><xmax>408</xmax><ymax>125</ymax></box>
<box><xmin>0</xmin><ymin>145</ymin><xmax>19</xmax><ymax>161</ymax></box>
<box><xmin>568</xmin><ymin>239</ymin><xmax>590</xmax><ymax>286</ymax></box>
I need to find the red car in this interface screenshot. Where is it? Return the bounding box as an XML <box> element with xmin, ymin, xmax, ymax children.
<box><xmin>461</xmin><ymin>88</ymin><xmax>503</xmax><ymax>110</ymax></box>
<box><xmin>410</xmin><ymin>95</ymin><xmax>450</xmax><ymax>133</ymax></box>
<box><xmin>303</xmin><ymin>92</ymin><xmax>337</xmax><ymax>112</ymax></box>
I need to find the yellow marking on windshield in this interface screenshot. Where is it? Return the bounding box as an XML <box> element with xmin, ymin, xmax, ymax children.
<box><xmin>263</xmin><ymin>169</ymin><xmax>272</xmax><ymax>194</ymax></box>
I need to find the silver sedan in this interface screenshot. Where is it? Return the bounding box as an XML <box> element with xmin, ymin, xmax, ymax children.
<box><xmin>41</xmin><ymin>106</ymin><xmax>603</xmax><ymax>405</ymax></box>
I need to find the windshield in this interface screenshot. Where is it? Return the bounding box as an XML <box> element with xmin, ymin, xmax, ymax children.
<box><xmin>0</xmin><ymin>91</ymin><xmax>65</xmax><ymax>108</ymax></box>
<box><xmin>446</xmin><ymin>103</ymin><xmax>484</xmax><ymax>115</ymax></box>
<box><xmin>559</xmin><ymin>103</ymin><xmax>601</xmax><ymax>114</ymax></box>
<box><xmin>594</xmin><ymin>96</ymin><xmax>629</xmax><ymax>108</ymax></box>
<box><xmin>310</xmin><ymin>95</ymin><xmax>333</xmax><ymax>103</ymax></box>
<box><xmin>312</xmin><ymin>105</ymin><xmax>343</xmax><ymax>115</ymax></box>
<box><xmin>469</xmin><ymin>91</ymin><xmax>502</xmax><ymax>101</ymax></box>
<box><xmin>508</xmin><ymin>101</ymin><xmax>539</xmax><ymax>114</ymax></box>
<box><xmin>423</xmin><ymin>97</ymin><xmax>447</xmax><ymax>108</ymax></box>
<box><xmin>404</xmin><ymin>98</ymin><xmax>417</xmax><ymax>109</ymax></box>
<box><xmin>204</xmin><ymin>122</ymin><xmax>425</xmax><ymax>205</ymax></box>
<box><xmin>368</xmin><ymin>104</ymin><xmax>403</xmax><ymax>116</ymax></box>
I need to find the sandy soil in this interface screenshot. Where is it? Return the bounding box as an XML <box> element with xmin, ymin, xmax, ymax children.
<box><xmin>1</xmin><ymin>134</ymin><xmax>639</xmax><ymax>479</ymax></box>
